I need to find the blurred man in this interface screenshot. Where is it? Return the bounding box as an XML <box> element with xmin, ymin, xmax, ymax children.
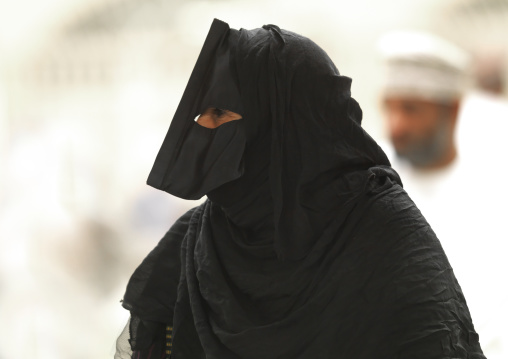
<box><xmin>379</xmin><ymin>31</ymin><xmax>467</xmax><ymax>171</ymax></box>
<box><xmin>379</xmin><ymin>31</ymin><xmax>508</xmax><ymax>359</ymax></box>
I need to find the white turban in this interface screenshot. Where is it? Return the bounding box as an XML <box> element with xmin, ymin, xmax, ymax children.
<box><xmin>378</xmin><ymin>31</ymin><xmax>470</xmax><ymax>103</ymax></box>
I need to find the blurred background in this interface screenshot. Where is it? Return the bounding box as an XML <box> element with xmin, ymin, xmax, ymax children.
<box><xmin>0</xmin><ymin>0</ymin><xmax>507</xmax><ymax>358</ymax></box>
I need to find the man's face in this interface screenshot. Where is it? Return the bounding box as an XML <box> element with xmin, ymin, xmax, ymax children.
<box><xmin>383</xmin><ymin>97</ymin><xmax>455</xmax><ymax>167</ymax></box>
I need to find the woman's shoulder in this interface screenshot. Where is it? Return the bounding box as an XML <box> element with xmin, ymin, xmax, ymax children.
<box><xmin>162</xmin><ymin>200</ymin><xmax>208</xmax><ymax>239</ymax></box>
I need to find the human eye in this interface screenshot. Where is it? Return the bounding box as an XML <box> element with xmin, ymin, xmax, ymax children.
<box><xmin>195</xmin><ymin>107</ymin><xmax>242</xmax><ymax>129</ymax></box>
<box><xmin>213</xmin><ymin>108</ymin><xmax>226</xmax><ymax>118</ymax></box>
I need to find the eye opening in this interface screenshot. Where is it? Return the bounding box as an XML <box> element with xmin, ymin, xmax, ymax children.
<box><xmin>194</xmin><ymin>107</ymin><xmax>242</xmax><ymax>128</ymax></box>
<box><xmin>194</xmin><ymin>108</ymin><xmax>227</xmax><ymax>122</ymax></box>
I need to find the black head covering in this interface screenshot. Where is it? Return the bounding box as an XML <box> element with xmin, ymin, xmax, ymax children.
<box><xmin>147</xmin><ymin>19</ymin><xmax>391</xmax><ymax>260</ymax></box>
<box><xmin>120</xmin><ymin>19</ymin><xmax>484</xmax><ymax>359</ymax></box>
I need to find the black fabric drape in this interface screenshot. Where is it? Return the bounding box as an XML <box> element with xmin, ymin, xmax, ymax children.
<box><xmin>120</xmin><ymin>19</ymin><xmax>485</xmax><ymax>359</ymax></box>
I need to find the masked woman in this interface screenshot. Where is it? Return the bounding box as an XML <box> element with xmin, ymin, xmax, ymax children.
<box><xmin>115</xmin><ymin>19</ymin><xmax>485</xmax><ymax>359</ymax></box>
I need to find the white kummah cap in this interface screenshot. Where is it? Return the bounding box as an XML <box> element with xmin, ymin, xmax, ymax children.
<box><xmin>378</xmin><ymin>31</ymin><xmax>470</xmax><ymax>103</ymax></box>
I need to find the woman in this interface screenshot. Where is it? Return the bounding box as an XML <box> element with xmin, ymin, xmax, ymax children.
<box><xmin>115</xmin><ymin>19</ymin><xmax>485</xmax><ymax>359</ymax></box>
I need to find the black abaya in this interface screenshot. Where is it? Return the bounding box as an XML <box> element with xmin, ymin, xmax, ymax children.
<box><xmin>117</xmin><ymin>19</ymin><xmax>485</xmax><ymax>359</ymax></box>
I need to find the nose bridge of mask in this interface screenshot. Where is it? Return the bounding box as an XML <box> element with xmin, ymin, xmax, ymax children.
<box><xmin>198</xmin><ymin>34</ymin><xmax>243</xmax><ymax>118</ymax></box>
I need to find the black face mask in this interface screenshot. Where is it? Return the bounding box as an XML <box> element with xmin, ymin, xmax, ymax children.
<box><xmin>160</xmin><ymin>120</ymin><xmax>246</xmax><ymax>200</ymax></box>
<box><xmin>147</xmin><ymin>20</ymin><xmax>245</xmax><ymax>200</ymax></box>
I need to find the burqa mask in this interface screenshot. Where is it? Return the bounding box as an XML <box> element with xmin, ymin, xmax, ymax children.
<box><xmin>147</xmin><ymin>19</ymin><xmax>245</xmax><ymax>200</ymax></box>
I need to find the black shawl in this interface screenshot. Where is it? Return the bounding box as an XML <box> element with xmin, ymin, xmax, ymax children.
<box><xmin>119</xmin><ymin>19</ymin><xmax>484</xmax><ymax>359</ymax></box>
